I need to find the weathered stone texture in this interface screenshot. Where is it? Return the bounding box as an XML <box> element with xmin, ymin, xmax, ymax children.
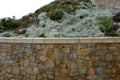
<box><xmin>91</xmin><ymin>0</ymin><xmax>120</xmax><ymax>10</ymax></box>
<box><xmin>0</xmin><ymin>43</ymin><xmax>120</xmax><ymax>79</ymax></box>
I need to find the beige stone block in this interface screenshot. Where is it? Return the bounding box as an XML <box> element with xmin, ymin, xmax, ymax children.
<box><xmin>44</xmin><ymin>38</ymin><xmax>56</xmax><ymax>43</ymax></box>
<box><xmin>0</xmin><ymin>38</ymin><xmax>5</xmax><ymax>43</ymax></box>
<box><xmin>12</xmin><ymin>66</ymin><xmax>19</xmax><ymax>74</ymax></box>
<box><xmin>20</xmin><ymin>59</ymin><xmax>24</xmax><ymax>66</ymax></box>
<box><xmin>55</xmin><ymin>38</ymin><xmax>68</xmax><ymax>43</ymax></box>
<box><xmin>33</xmin><ymin>38</ymin><xmax>44</xmax><ymax>43</ymax></box>
<box><xmin>45</xmin><ymin>60</ymin><xmax>55</xmax><ymax>68</ymax></box>
<box><xmin>22</xmin><ymin>38</ymin><xmax>33</xmax><ymax>43</ymax></box>
<box><xmin>53</xmin><ymin>48</ymin><xmax>61</xmax><ymax>54</ymax></box>
<box><xmin>36</xmin><ymin>45</ymin><xmax>46</xmax><ymax>49</ymax></box>
<box><xmin>77</xmin><ymin>48</ymin><xmax>91</xmax><ymax>56</ymax></box>
<box><xmin>4</xmin><ymin>73</ymin><xmax>13</xmax><ymax>78</ymax></box>
<box><xmin>25</xmin><ymin>67</ymin><xmax>32</xmax><ymax>74</ymax></box>
<box><xmin>36</xmin><ymin>45</ymin><xmax>40</xmax><ymax>49</ymax></box>
<box><xmin>40</xmin><ymin>55</ymin><xmax>47</xmax><ymax>62</ymax></box>
<box><xmin>67</xmin><ymin>39</ymin><xmax>79</xmax><ymax>43</ymax></box>
<box><xmin>40</xmin><ymin>45</ymin><xmax>46</xmax><ymax>49</ymax></box>
<box><xmin>72</xmin><ymin>44</ymin><xmax>81</xmax><ymax>49</ymax></box>
<box><xmin>46</xmin><ymin>44</ymin><xmax>54</xmax><ymax>49</ymax></box>
<box><xmin>78</xmin><ymin>38</ymin><xmax>93</xmax><ymax>43</ymax></box>
<box><xmin>5</xmin><ymin>67</ymin><xmax>11</xmax><ymax>73</ymax></box>
<box><xmin>33</xmin><ymin>67</ymin><xmax>39</xmax><ymax>74</ymax></box>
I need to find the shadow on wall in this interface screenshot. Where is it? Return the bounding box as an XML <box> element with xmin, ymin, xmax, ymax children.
<box><xmin>91</xmin><ymin>0</ymin><xmax>120</xmax><ymax>10</ymax></box>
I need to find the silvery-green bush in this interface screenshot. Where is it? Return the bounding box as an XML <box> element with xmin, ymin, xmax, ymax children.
<box><xmin>2</xmin><ymin>2</ymin><xmax>119</xmax><ymax>37</ymax></box>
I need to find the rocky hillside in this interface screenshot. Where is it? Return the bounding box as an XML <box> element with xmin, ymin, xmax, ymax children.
<box><xmin>92</xmin><ymin>0</ymin><xmax>120</xmax><ymax>10</ymax></box>
<box><xmin>0</xmin><ymin>0</ymin><xmax>120</xmax><ymax>37</ymax></box>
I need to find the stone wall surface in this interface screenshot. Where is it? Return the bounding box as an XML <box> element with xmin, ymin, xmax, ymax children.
<box><xmin>0</xmin><ymin>41</ymin><xmax>120</xmax><ymax>80</ymax></box>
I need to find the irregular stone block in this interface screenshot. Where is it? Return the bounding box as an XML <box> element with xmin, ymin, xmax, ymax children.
<box><xmin>12</xmin><ymin>66</ymin><xmax>19</xmax><ymax>74</ymax></box>
<box><xmin>77</xmin><ymin>48</ymin><xmax>91</xmax><ymax>56</ymax></box>
<box><xmin>45</xmin><ymin>60</ymin><xmax>55</xmax><ymax>68</ymax></box>
<box><xmin>40</xmin><ymin>55</ymin><xmax>47</xmax><ymax>62</ymax></box>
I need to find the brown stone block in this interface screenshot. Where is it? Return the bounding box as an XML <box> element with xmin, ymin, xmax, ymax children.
<box><xmin>61</xmin><ymin>68</ymin><xmax>68</xmax><ymax>74</ymax></box>
<box><xmin>42</xmin><ymin>72</ymin><xmax>47</xmax><ymax>78</ymax></box>
<box><xmin>77</xmin><ymin>48</ymin><xmax>91</xmax><ymax>56</ymax></box>
<box><xmin>30</xmin><ymin>75</ymin><xmax>37</xmax><ymax>80</ymax></box>
<box><xmin>55</xmin><ymin>76</ymin><xmax>63</xmax><ymax>80</ymax></box>
<box><xmin>55</xmin><ymin>74</ymin><xmax>65</xmax><ymax>80</ymax></box>
<box><xmin>108</xmin><ymin>73</ymin><xmax>118</xmax><ymax>79</ymax></box>
<box><xmin>0</xmin><ymin>63</ymin><xmax>4</xmax><ymax>71</ymax></box>
<box><xmin>88</xmin><ymin>68</ymin><xmax>96</xmax><ymax>75</ymax></box>
<box><xmin>19</xmin><ymin>70</ymin><xmax>26</xmax><ymax>75</ymax></box>
<box><xmin>54</xmin><ymin>66</ymin><xmax>61</xmax><ymax>72</ymax></box>
<box><xmin>84</xmin><ymin>60</ymin><xmax>92</xmax><ymax>67</ymax></box>
<box><xmin>61</xmin><ymin>48</ymin><xmax>70</xmax><ymax>54</ymax></box>
<box><xmin>4</xmin><ymin>77</ymin><xmax>9</xmax><ymax>80</ymax></box>
<box><xmin>96</xmin><ymin>44</ymin><xmax>101</xmax><ymax>50</ymax></box>
<box><xmin>39</xmin><ymin>49</ymin><xmax>47</xmax><ymax>56</ymax></box>
<box><xmin>104</xmin><ymin>69</ymin><xmax>112</xmax><ymax>73</ymax></box>
<box><xmin>72</xmin><ymin>44</ymin><xmax>81</xmax><ymax>49</ymax></box>
<box><xmin>46</xmin><ymin>49</ymin><xmax>53</xmax><ymax>57</ymax></box>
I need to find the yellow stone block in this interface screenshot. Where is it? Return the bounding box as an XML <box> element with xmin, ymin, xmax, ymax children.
<box><xmin>77</xmin><ymin>48</ymin><xmax>91</xmax><ymax>56</ymax></box>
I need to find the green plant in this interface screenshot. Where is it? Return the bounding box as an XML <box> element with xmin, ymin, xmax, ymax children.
<box><xmin>99</xmin><ymin>17</ymin><xmax>113</xmax><ymax>32</ymax></box>
<box><xmin>2</xmin><ymin>33</ymin><xmax>11</xmax><ymax>37</ymax></box>
<box><xmin>49</xmin><ymin>9</ymin><xmax>64</xmax><ymax>20</ymax></box>
<box><xmin>1</xmin><ymin>17</ymin><xmax>20</xmax><ymax>30</ymax></box>
<box><xmin>99</xmin><ymin>17</ymin><xmax>119</xmax><ymax>36</ymax></box>
<box><xmin>0</xmin><ymin>26</ymin><xmax>6</xmax><ymax>33</ymax></box>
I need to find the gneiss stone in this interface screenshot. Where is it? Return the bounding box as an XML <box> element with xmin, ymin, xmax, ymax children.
<box><xmin>40</xmin><ymin>55</ymin><xmax>47</xmax><ymax>62</ymax></box>
<box><xmin>45</xmin><ymin>60</ymin><xmax>55</xmax><ymax>68</ymax></box>
<box><xmin>24</xmin><ymin>60</ymin><xmax>30</xmax><ymax>66</ymax></box>
<box><xmin>33</xmin><ymin>67</ymin><xmax>39</xmax><ymax>74</ymax></box>
<box><xmin>12</xmin><ymin>66</ymin><xmax>19</xmax><ymax>74</ymax></box>
<box><xmin>37</xmin><ymin>75</ymin><xmax>42</xmax><ymax>80</ymax></box>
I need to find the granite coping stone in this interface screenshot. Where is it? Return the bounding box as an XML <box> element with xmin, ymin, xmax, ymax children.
<box><xmin>0</xmin><ymin>37</ymin><xmax>120</xmax><ymax>44</ymax></box>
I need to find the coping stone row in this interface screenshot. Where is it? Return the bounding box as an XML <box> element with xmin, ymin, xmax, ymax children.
<box><xmin>0</xmin><ymin>37</ymin><xmax>120</xmax><ymax>44</ymax></box>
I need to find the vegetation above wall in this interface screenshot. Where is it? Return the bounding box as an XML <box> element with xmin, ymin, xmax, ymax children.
<box><xmin>0</xmin><ymin>0</ymin><xmax>120</xmax><ymax>37</ymax></box>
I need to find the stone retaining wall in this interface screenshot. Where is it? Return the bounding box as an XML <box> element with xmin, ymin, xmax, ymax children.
<box><xmin>0</xmin><ymin>38</ymin><xmax>120</xmax><ymax>80</ymax></box>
